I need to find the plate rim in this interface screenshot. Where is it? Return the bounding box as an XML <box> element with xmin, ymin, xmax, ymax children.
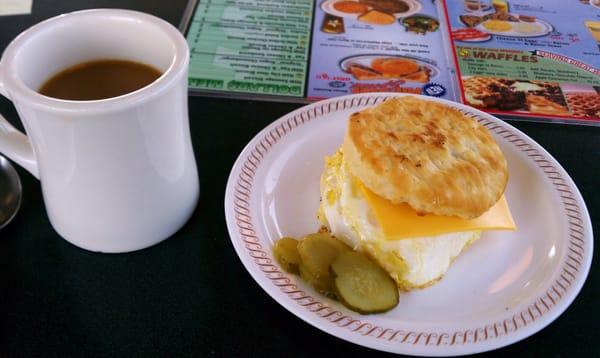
<box><xmin>224</xmin><ymin>93</ymin><xmax>593</xmax><ymax>356</ymax></box>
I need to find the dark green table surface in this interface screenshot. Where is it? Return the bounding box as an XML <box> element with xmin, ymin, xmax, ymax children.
<box><xmin>0</xmin><ymin>1</ymin><xmax>598</xmax><ymax>356</ymax></box>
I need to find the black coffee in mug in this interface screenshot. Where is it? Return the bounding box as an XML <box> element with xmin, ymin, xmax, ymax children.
<box><xmin>38</xmin><ymin>59</ymin><xmax>162</xmax><ymax>100</ymax></box>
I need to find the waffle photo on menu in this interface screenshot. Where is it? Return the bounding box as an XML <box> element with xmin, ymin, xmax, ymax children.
<box><xmin>184</xmin><ymin>0</ymin><xmax>600</xmax><ymax>124</ymax></box>
<box><xmin>447</xmin><ymin>0</ymin><xmax>600</xmax><ymax>122</ymax></box>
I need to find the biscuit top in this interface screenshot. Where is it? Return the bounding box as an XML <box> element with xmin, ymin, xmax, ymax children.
<box><xmin>342</xmin><ymin>96</ymin><xmax>508</xmax><ymax>219</ymax></box>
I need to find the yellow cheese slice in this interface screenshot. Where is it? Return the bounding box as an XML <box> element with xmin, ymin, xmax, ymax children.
<box><xmin>358</xmin><ymin>183</ymin><xmax>516</xmax><ymax>239</ymax></box>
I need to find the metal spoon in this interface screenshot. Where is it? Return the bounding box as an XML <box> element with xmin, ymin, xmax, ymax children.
<box><xmin>0</xmin><ymin>155</ymin><xmax>22</xmax><ymax>229</ymax></box>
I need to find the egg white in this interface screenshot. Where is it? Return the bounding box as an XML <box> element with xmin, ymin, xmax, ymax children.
<box><xmin>318</xmin><ymin>151</ymin><xmax>480</xmax><ymax>290</ymax></box>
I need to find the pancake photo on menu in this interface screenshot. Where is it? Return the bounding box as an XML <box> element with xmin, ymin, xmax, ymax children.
<box><xmin>340</xmin><ymin>54</ymin><xmax>438</xmax><ymax>83</ymax></box>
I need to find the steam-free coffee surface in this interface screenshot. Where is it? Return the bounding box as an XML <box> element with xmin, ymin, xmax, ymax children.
<box><xmin>39</xmin><ymin>60</ymin><xmax>162</xmax><ymax>100</ymax></box>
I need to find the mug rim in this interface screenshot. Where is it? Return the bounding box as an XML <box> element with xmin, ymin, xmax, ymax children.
<box><xmin>0</xmin><ymin>9</ymin><xmax>188</xmax><ymax>114</ymax></box>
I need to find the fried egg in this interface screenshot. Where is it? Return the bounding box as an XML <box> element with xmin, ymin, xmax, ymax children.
<box><xmin>318</xmin><ymin>151</ymin><xmax>481</xmax><ymax>290</ymax></box>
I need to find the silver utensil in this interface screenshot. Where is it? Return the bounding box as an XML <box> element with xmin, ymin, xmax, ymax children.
<box><xmin>0</xmin><ymin>155</ymin><xmax>22</xmax><ymax>229</ymax></box>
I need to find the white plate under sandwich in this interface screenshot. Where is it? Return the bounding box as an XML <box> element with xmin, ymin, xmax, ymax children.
<box><xmin>224</xmin><ymin>93</ymin><xmax>593</xmax><ymax>356</ymax></box>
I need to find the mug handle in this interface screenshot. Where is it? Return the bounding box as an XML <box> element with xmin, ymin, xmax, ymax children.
<box><xmin>0</xmin><ymin>63</ymin><xmax>39</xmax><ymax>179</ymax></box>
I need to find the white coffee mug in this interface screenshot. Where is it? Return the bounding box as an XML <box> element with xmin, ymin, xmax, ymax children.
<box><xmin>0</xmin><ymin>9</ymin><xmax>199</xmax><ymax>252</ymax></box>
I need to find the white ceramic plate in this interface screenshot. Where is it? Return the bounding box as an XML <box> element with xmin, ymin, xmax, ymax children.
<box><xmin>339</xmin><ymin>54</ymin><xmax>439</xmax><ymax>81</ymax></box>
<box><xmin>321</xmin><ymin>0</ymin><xmax>422</xmax><ymax>20</ymax></box>
<box><xmin>472</xmin><ymin>16</ymin><xmax>553</xmax><ymax>37</ymax></box>
<box><xmin>224</xmin><ymin>93</ymin><xmax>593</xmax><ymax>356</ymax></box>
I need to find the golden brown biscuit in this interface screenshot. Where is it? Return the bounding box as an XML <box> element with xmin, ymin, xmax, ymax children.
<box><xmin>342</xmin><ymin>96</ymin><xmax>508</xmax><ymax>219</ymax></box>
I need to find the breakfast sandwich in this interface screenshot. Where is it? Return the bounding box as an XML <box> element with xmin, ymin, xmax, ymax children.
<box><xmin>317</xmin><ymin>96</ymin><xmax>516</xmax><ymax>290</ymax></box>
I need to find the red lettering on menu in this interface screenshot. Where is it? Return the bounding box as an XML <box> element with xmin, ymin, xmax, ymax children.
<box><xmin>472</xmin><ymin>50</ymin><xmax>536</xmax><ymax>63</ymax></box>
<box><xmin>351</xmin><ymin>81</ymin><xmax>421</xmax><ymax>94</ymax></box>
<box><xmin>333</xmin><ymin>76</ymin><xmax>351</xmax><ymax>81</ymax></box>
<box><xmin>473</xmin><ymin>51</ymin><xmax>488</xmax><ymax>59</ymax></box>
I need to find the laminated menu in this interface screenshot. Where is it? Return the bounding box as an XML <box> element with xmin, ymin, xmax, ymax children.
<box><xmin>185</xmin><ymin>0</ymin><xmax>313</xmax><ymax>97</ymax></box>
<box><xmin>306</xmin><ymin>0</ymin><xmax>456</xmax><ymax>101</ymax></box>
<box><xmin>446</xmin><ymin>0</ymin><xmax>600</xmax><ymax>123</ymax></box>
<box><xmin>183</xmin><ymin>0</ymin><xmax>600</xmax><ymax>125</ymax></box>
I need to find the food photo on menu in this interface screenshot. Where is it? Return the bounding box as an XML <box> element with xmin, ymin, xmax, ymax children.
<box><xmin>184</xmin><ymin>0</ymin><xmax>599</xmax><ymax>124</ymax></box>
<box><xmin>307</xmin><ymin>0</ymin><xmax>457</xmax><ymax>100</ymax></box>
<box><xmin>447</xmin><ymin>0</ymin><xmax>600</xmax><ymax>121</ymax></box>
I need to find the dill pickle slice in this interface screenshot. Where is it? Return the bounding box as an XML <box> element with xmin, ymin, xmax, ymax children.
<box><xmin>299</xmin><ymin>263</ymin><xmax>335</xmax><ymax>298</ymax></box>
<box><xmin>273</xmin><ymin>237</ymin><xmax>301</xmax><ymax>274</ymax></box>
<box><xmin>297</xmin><ymin>233</ymin><xmax>350</xmax><ymax>294</ymax></box>
<box><xmin>331</xmin><ymin>251</ymin><xmax>399</xmax><ymax>314</ymax></box>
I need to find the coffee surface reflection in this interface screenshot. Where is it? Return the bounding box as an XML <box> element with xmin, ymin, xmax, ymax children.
<box><xmin>39</xmin><ymin>59</ymin><xmax>162</xmax><ymax>101</ymax></box>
